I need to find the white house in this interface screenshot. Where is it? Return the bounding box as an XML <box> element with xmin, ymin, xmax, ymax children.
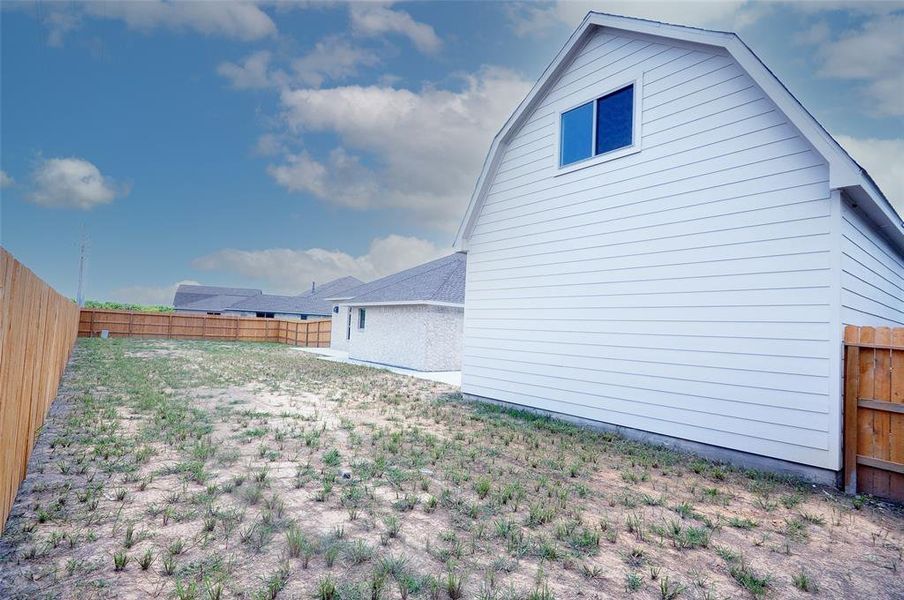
<box><xmin>454</xmin><ymin>13</ymin><xmax>904</xmax><ymax>481</ymax></box>
<box><xmin>328</xmin><ymin>253</ymin><xmax>465</xmax><ymax>372</ymax></box>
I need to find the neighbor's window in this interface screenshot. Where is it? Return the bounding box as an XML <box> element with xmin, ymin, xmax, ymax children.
<box><xmin>358</xmin><ymin>308</ymin><xmax>366</xmax><ymax>329</ymax></box>
<box><xmin>560</xmin><ymin>83</ymin><xmax>635</xmax><ymax>167</ymax></box>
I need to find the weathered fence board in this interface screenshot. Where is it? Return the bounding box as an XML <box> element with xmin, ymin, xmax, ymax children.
<box><xmin>78</xmin><ymin>309</ymin><xmax>330</xmax><ymax>348</ymax></box>
<box><xmin>0</xmin><ymin>248</ymin><xmax>80</xmax><ymax>531</ymax></box>
<box><xmin>844</xmin><ymin>325</ymin><xmax>904</xmax><ymax>503</ymax></box>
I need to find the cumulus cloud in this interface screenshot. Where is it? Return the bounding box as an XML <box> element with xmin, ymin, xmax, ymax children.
<box><xmin>349</xmin><ymin>3</ymin><xmax>441</xmax><ymax>53</ymax></box>
<box><xmin>40</xmin><ymin>1</ymin><xmax>276</xmax><ymax>46</ymax></box>
<box><xmin>267</xmin><ymin>149</ymin><xmax>380</xmax><ymax>209</ymax></box>
<box><xmin>291</xmin><ymin>36</ymin><xmax>381</xmax><ymax>87</ymax></box>
<box><xmin>806</xmin><ymin>15</ymin><xmax>904</xmax><ymax>116</ymax></box>
<box><xmin>506</xmin><ymin>1</ymin><xmax>765</xmax><ymax>37</ymax></box>
<box><xmin>109</xmin><ymin>280</ymin><xmax>200</xmax><ymax>306</ymax></box>
<box><xmin>0</xmin><ymin>170</ymin><xmax>13</xmax><ymax>188</ymax></box>
<box><xmin>254</xmin><ymin>133</ymin><xmax>289</xmax><ymax>157</ymax></box>
<box><xmin>836</xmin><ymin>136</ymin><xmax>904</xmax><ymax>214</ymax></box>
<box><xmin>218</xmin><ymin>37</ymin><xmax>380</xmax><ymax>91</ymax></box>
<box><xmin>28</xmin><ymin>157</ymin><xmax>128</xmax><ymax>210</ymax></box>
<box><xmin>192</xmin><ymin>235</ymin><xmax>447</xmax><ymax>294</ymax></box>
<box><xmin>217</xmin><ymin>50</ymin><xmax>277</xmax><ymax>90</ymax></box>
<box><xmin>268</xmin><ymin>67</ymin><xmax>532</xmax><ymax>230</ymax></box>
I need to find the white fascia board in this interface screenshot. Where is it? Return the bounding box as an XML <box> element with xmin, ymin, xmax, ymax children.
<box><xmin>335</xmin><ymin>300</ymin><xmax>464</xmax><ymax>309</ymax></box>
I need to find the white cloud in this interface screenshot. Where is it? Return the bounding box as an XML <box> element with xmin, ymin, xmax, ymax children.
<box><xmin>45</xmin><ymin>10</ymin><xmax>82</xmax><ymax>47</ymax></box>
<box><xmin>109</xmin><ymin>280</ymin><xmax>200</xmax><ymax>306</ymax></box>
<box><xmin>192</xmin><ymin>235</ymin><xmax>447</xmax><ymax>294</ymax></box>
<box><xmin>218</xmin><ymin>37</ymin><xmax>379</xmax><ymax>91</ymax></box>
<box><xmin>793</xmin><ymin>21</ymin><xmax>831</xmax><ymax>46</ymax></box>
<box><xmin>28</xmin><ymin>157</ymin><xmax>128</xmax><ymax>210</ymax></box>
<box><xmin>807</xmin><ymin>15</ymin><xmax>904</xmax><ymax>116</ymax></box>
<box><xmin>254</xmin><ymin>133</ymin><xmax>289</xmax><ymax>157</ymax></box>
<box><xmin>269</xmin><ymin>67</ymin><xmax>533</xmax><ymax>229</ymax></box>
<box><xmin>42</xmin><ymin>1</ymin><xmax>276</xmax><ymax>46</ymax></box>
<box><xmin>291</xmin><ymin>36</ymin><xmax>381</xmax><ymax>87</ymax></box>
<box><xmin>267</xmin><ymin>149</ymin><xmax>380</xmax><ymax>209</ymax></box>
<box><xmin>0</xmin><ymin>170</ymin><xmax>13</xmax><ymax>188</ymax></box>
<box><xmin>506</xmin><ymin>1</ymin><xmax>764</xmax><ymax>37</ymax></box>
<box><xmin>349</xmin><ymin>3</ymin><xmax>441</xmax><ymax>53</ymax></box>
<box><xmin>217</xmin><ymin>50</ymin><xmax>277</xmax><ymax>90</ymax></box>
<box><xmin>836</xmin><ymin>136</ymin><xmax>904</xmax><ymax>214</ymax></box>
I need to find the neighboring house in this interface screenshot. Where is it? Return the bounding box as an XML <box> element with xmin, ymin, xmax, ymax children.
<box><xmin>173</xmin><ymin>285</ymin><xmax>262</xmax><ymax>315</ymax></box>
<box><xmin>454</xmin><ymin>13</ymin><xmax>904</xmax><ymax>482</ymax></box>
<box><xmin>223</xmin><ymin>277</ymin><xmax>362</xmax><ymax>320</ymax></box>
<box><xmin>329</xmin><ymin>253</ymin><xmax>466</xmax><ymax>371</ymax></box>
<box><xmin>173</xmin><ymin>277</ymin><xmax>363</xmax><ymax>320</ymax></box>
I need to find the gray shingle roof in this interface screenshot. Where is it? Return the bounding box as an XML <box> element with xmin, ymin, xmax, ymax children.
<box><xmin>173</xmin><ymin>285</ymin><xmax>261</xmax><ymax>311</ymax></box>
<box><xmin>224</xmin><ymin>276</ymin><xmax>364</xmax><ymax>316</ymax></box>
<box><xmin>338</xmin><ymin>253</ymin><xmax>465</xmax><ymax>306</ymax></box>
<box><xmin>178</xmin><ymin>295</ymin><xmax>258</xmax><ymax>312</ymax></box>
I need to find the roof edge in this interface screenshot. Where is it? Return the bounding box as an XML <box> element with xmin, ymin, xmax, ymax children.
<box><xmin>336</xmin><ymin>300</ymin><xmax>464</xmax><ymax>308</ymax></box>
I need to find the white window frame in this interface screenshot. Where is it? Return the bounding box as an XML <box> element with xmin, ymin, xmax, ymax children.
<box><xmin>554</xmin><ymin>74</ymin><xmax>643</xmax><ymax>176</ymax></box>
<box><xmin>358</xmin><ymin>308</ymin><xmax>366</xmax><ymax>330</ymax></box>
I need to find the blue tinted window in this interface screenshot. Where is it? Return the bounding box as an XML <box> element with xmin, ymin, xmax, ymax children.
<box><xmin>560</xmin><ymin>102</ymin><xmax>593</xmax><ymax>166</ymax></box>
<box><xmin>596</xmin><ymin>85</ymin><xmax>634</xmax><ymax>155</ymax></box>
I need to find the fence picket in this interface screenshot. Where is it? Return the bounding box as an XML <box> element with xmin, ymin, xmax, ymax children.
<box><xmin>844</xmin><ymin>325</ymin><xmax>904</xmax><ymax>503</ymax></box>
<box><xmin>0</xmin><ymin>249</ymin><xmax>79</xmax><ymax>530</ymax></box>
<box><xmin>76</xmin><ymin>309</ymin><xmax>330</xmax><ymax>348</ymax></box>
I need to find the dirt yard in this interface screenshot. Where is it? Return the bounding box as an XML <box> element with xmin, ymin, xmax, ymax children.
<box><xmin>0</xmin><ymin>339</ymin><xmax>901</xmax><ymax>599</ymax></box>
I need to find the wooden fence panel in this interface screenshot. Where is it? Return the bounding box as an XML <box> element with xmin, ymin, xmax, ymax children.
<box><xmin>0</xmin><ymin>248</ymin><xmax>79</xmax><ymax>531</ymax></box>
<box><xmin>843</xmin><ymin>325</ymin><xmax>904</xmax><ymax>503</ymax></box>
<box><xmin>77</xmin><ymin>309</ymin><xmax>330</xmax><ymax>348</ymax></box>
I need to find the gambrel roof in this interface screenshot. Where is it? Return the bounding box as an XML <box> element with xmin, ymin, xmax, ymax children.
<box><xmin>454</xmin><ymin>12</ymin><xmax>903</xmax><ymax>252</ymax></box>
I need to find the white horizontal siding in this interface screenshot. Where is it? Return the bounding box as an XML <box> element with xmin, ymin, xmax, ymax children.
<box><xmin>840</xmin><ymin>199</ymin><xmax>904</xmax><ymax>326</ymax></box>
<box><xmin>462</xmin><ymin>27</ymin><xmax>839</xmax><ymax>469</ymax></box>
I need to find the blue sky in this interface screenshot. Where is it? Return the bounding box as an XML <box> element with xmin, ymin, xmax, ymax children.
<box><xmin>1</xmin><ymin>1</ymin><xmax>901</xmax><ymax>304</ymax></box>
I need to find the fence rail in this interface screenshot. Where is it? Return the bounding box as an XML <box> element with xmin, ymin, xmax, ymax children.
<box><xmin>78</xmin><ymin>309</ymin><xmax>331</xmax><ymax>347</ymax></box>
<box><xmin>1</xmin><ymin>248</ymin><xmax>80</xmax><ymax>531</ymax></box>
<box><xmin>843</xmin><ymin>325</ymin><xmax>904</xmax><ymax>503</ymax></box>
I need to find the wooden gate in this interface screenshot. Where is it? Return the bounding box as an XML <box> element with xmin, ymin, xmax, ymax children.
<box><xmin>843</xmin><ymin>325</ymin><xmax>904</xmax><ymax>502</ymax></box>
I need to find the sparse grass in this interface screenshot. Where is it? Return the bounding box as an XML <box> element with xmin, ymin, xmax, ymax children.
<box><xmin>792</xmin><ymin>568</ymin><xmax>817</xmax><ymax>593</ymax></box>
<box><xmin>0</xmin><ymin>338</ymin><xmax>900</xmax><ymax>600</ymax></box>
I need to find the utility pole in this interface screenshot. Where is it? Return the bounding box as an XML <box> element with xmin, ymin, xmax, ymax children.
<box><xmin>76</xmin><ymin>231</ymin><xmax>88</xmax><ymax>307</ymax></box>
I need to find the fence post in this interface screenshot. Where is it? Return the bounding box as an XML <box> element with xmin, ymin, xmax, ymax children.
<box><xmin>89</xmin><ymin>309</ymin><xmax>95</xmax><ymax>337</ymax></box>
<box><xmin>167</xmin><ymin>313</ymin><xmax>173</xmax><ymax>338</ymax></box>
<box><xmin>201</xmin><ymin>316</ymin><xmax>206</xmax><ymax>340</ymax></box>
<box><xmin>127</xmin><ymin>311</ymin><xmax>133</xmax><ymax>337</ymax></box>
<box><xmin>843</xmin><ymin>328</ymin><xmax>861</xmax><ymax>495</ymax></box>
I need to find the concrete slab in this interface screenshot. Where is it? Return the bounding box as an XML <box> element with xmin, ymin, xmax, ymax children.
<box><xmin>293</xmin><ymin>347</ymin><xmax>461</xmax><ymax>387</ymax></box>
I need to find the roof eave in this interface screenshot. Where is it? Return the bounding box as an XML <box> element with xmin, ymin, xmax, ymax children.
<box><xmin>336</xmin><ymin>300</ymin><xmax>464</xmax><ymax>308</ymax></box>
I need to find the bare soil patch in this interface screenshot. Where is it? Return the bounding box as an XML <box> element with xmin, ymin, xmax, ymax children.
<box><xmin>0</xmin><ymin>338</ymin><xmax>901</xmax><ymax>599</ymax></box>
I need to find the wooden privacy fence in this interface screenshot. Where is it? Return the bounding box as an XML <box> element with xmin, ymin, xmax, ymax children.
<box><xmin>843</xmin><ymin>325</ymin><xmax>904</xmax><ymax>503</ymax></box>
<box><xmin>0</xmin><ymin>248</ymin><xmax>80</xmax><ymax>531</ymax></box>
<box><xmin>78</xmin><ymin>309</ymin><xmax>331</xmax><ymax>347</ymax></box>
